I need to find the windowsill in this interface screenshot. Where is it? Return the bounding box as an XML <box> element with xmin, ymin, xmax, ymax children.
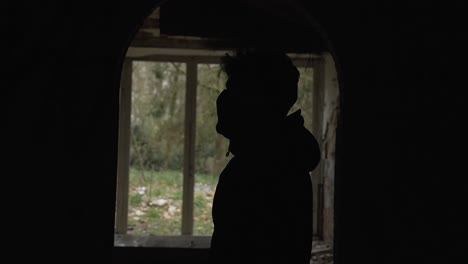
<box><xmin>114</xmin><ymin>234</ymin><xmax>326</xmax><ymax>249</ymax></box>
<box><xmin>114</xmin><ymin>234</ymin><xmax>212</xmax><ymax>248</ymax></box>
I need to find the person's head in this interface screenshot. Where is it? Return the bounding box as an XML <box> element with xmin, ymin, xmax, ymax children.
<box><xmin>216</xmin><ymin>49</ymin><xmax>300</xmax><ymax>138</ymax></box>
<box><xmin>220</xmin><ymin>49</ymin><xmax>300</xmax><ymax>118</ymax></box>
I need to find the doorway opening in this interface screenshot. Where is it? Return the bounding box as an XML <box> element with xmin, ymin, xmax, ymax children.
<box><xmin>114</xmin><ymin>4</ymin><xmax>339</xmax><ymax>262</ymax></box>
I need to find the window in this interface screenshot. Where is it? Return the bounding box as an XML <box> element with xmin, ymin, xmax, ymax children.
<box><xmin>114</xmin><ymin>48</ymin><xmax>336</xmax><ymax>250</ymax></box>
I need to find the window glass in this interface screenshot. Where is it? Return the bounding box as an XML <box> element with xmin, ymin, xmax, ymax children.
<box><xmin>127</xmin><ymin>61</ymin><xmax>186</xmax><ymax>235</ymax></box>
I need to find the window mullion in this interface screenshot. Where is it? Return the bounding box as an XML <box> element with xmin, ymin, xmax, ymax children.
<box><xmin>182</xmin><ymin>61</ymin><xmax>197</xmax><ymax>235</ymax></box>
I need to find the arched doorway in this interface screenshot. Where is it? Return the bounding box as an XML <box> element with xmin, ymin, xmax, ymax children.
<box><xmin>113</xmin><ymin>1</ymin><xmax>341</xmax><ymax>262</ymax></box>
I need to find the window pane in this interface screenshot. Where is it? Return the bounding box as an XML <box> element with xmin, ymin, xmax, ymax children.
<box><xmin>128</xmin><ymin>61</ymin><xmax>186</xmax><ymax>236</ymax></box>
<box><xmin>194</xmin><ymin>64</ymin><xmax>229</xmax><ymax>235</ymax></box>
<box><xmin>289</xmin><ymin>67</ymin><xmax>314</xmax><ymax>132</ymax></box>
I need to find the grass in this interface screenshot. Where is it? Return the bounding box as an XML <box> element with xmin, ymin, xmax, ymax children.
<box><xmin>126</xmin><ymin>167</ymin><xmax>217</xmax><ymax>236</ymax></box>
<box><xmin>146</xmin><ymin>208</ymin><xmax>161</xmax><ymax>223</ymax></box>
<box><xmin>129</xmin><ymin>193</ymin><xmax>143</xmax><ymax>206</ymax></box>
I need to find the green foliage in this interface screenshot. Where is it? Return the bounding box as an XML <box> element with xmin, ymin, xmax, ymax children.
<box><xmin>195</xmin><ymin>64</ymin><xmax>230</xmax><ymax>176</ymax></box>
<box><xmin>129</xmin><ymin>193</ymin><xmax>143</xmax><ymax>206</ymax></box>
<box><xmin>146</xmin><ymin>208</ymin><xmax>160</xmax><ymax>220</ymax></box>
<box><xmin>130</xmin><ymin>62</ymin><xmax>186</xmax><ymax>172</ymax></box>
<box><xmin>194</xmin><ymin>194</ymin><xmax>206</xmax><ymax>208</ymax></box>
<box><xmin>172</xmin><ymin>190</ymin><xmax>183</xmax><ymax>200</ymax></box>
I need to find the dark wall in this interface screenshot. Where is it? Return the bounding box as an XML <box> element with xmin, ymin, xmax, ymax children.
<box><xmin>6</xmin><ymin>1</ymin><xmax>464</xmax><ymax>263</ymax></box>
<box><xmin>159</xmin><ymin>0</ymin><xmax>328</xmax><ymax>52</ymax></box>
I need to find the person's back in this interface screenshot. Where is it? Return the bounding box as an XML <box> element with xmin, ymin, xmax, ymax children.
<box><xmin>209</xmin><ymin>50</ymin><xmax>320</xmax><ymax>264</ymax></box>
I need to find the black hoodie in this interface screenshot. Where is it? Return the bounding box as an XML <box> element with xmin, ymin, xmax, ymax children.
<box><xmin>209</xmin><ymin>109</ymin><xmax>320</xmax><ymax>264</ymax></box>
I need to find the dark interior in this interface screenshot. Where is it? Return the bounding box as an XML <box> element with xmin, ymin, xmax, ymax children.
<box><xmin>6</xmin><ymin>0</ymin><xmax>464</xmax><ymax>263</ymax></box>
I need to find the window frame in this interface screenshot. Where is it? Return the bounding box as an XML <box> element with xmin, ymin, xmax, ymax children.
<box><xmin>114</xmin><ymin>51</ymin><xmax>325</xmax><ymax>247</ymax></box>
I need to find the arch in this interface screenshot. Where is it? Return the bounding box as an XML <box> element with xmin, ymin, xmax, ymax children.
<box><xmin>113</xmin><ymin>0</ymin><xmax>343</xmax><ymax>261</ymax></box>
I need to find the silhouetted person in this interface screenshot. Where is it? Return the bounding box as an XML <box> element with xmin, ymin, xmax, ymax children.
<box><xmin>208</xmin><ymin>50</ymin><xmax>320</xmax><ymax>264</ymax></box>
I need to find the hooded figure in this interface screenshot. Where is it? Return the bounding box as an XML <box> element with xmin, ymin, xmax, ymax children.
<box><xmin>209</xmin><ymin>50</ymin><xmax>320</xmax><ymax>264</ymax></box>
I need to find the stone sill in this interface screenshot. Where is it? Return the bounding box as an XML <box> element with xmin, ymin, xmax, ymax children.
<box><xmin>114</xmin><ymin>234</ymin><xmax>328</xmax><ymax>251</ymax></box>
<box><xmin>114</xmin><ymin>234</ymin><xmax>212</xmax><ymax>248</ymax></box>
